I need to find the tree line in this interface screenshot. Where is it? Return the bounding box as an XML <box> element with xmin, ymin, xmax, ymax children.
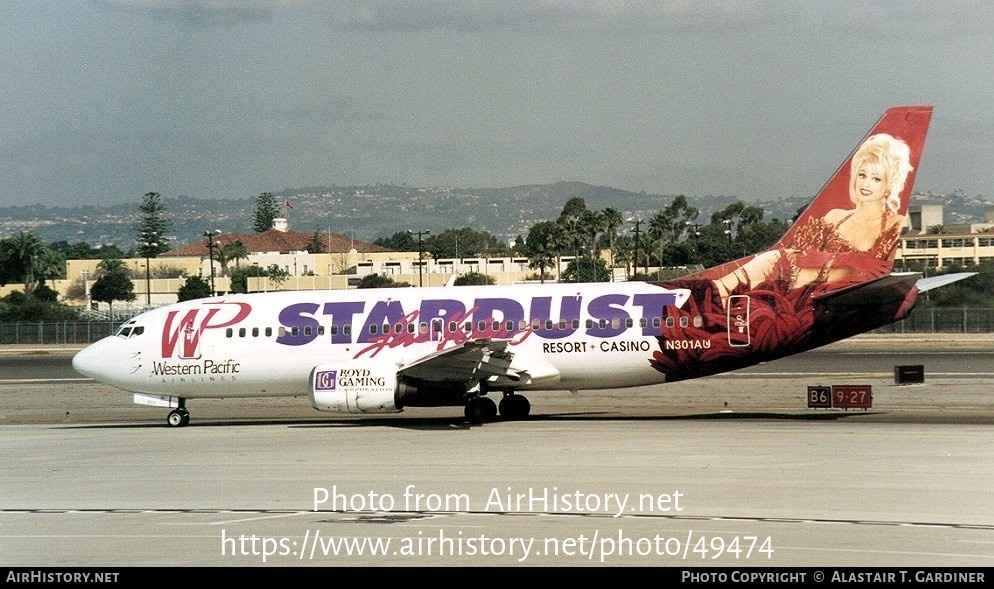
<box><xmin>3</xmin><ymin>191</ymin><xmax>993</xmax><ymax>321</ymax></box>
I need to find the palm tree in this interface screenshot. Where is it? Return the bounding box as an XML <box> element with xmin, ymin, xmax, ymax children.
<box><xmin>96</xmin><ymin>257</ymin><xmax>128</xmax><ymax>275</ymax></box>
<box><xmin>557</xmin><ymin>215</ymin><xmax>585</xmax><ymax>282</ymax></box>
<box><xmin>217</xmin><ymin>240</ymin><xmax>249</xmax><ymax>276</ymax></box>
<box><xmin>580</xmin><ymin>209</ymin><xmax>604</xmax><ymax>257</ymax></box>
<box><xmin>527</xmin><ymin>246</ymin><xmax>555</xmax><ymax>284</ymax></box>
<box><xmin>8</xmin><ymin>231</ymin><xmax>45</xmax><ymax>295</ymax></box>
<box><xmin>601</xmin><ymin>207</ymin><xmax>623</xmax><ymax>274</ymax></box>
<box><xmin>548</xmin><ymin>221</ymin><xmax>573</xmax><ymax>282</ymax></box>
<box><xmin>33</xmin><ymin>248</ymin><xmax>65</xmax><ymax>287</ymax></box>
<box><xmin>614</xmin><ymin>234</ymin><xmax>634</xmax><ymax>279</ymax></box>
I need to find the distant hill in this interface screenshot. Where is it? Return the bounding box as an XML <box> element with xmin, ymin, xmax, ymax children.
<box><xmin>0</xmin><ymin>182</ymin><xmax>987</xmax><ymax>249</ymax></box>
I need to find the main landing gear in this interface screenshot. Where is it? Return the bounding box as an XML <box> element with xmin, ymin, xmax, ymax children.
<box><xmin>166</xmin><ymin>399</ymin><xmax>190</xmax><ymax>427</ymax></box>
<box><xmin>464</xmin><ymin>392</ymin><xmax>531</xmax><ymax>424</ymax></box>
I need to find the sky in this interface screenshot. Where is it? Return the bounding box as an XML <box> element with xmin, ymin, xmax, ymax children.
<box><xmin>2</xmin><ymin>1</ymin><xmax>993</xmax><ymax>209</ymax></box>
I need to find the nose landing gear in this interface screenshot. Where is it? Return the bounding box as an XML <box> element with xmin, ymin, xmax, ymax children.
<box><xmin>166</xmin><ymin>400</ymin><xmax>190</xmax><ymax>427</ymax></box>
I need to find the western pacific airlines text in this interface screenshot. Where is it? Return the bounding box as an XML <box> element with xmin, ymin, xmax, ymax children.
<box><xmin>151</xmin><ymin>359</ymin><xmax>241</xmax><ymax>376</ymax></box>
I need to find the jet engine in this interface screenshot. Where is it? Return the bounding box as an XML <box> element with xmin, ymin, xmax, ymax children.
<box><xmin>309</xmin><ymin>362</ymin><xmax>402</xmax><ymax>414</ymax></box>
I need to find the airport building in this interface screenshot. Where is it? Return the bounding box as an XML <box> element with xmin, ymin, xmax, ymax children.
<box><xmin>897</xmin><ymin>204</ymin><xmax>994</xmax><ymax>269</ymax></box>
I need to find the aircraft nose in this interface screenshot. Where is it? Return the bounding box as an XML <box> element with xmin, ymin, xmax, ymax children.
<box><xmin>72</xmin><ymin>340</ymin><xmax>114</xmax><ymax>380</ymax></box>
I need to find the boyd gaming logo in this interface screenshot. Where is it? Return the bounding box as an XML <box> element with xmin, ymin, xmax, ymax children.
<box><xmin>161</xmin><ymin>302</ymin><xmax>251</xmax><ymax>359</ymax></box>
<box><xmin>314</xmin><ymin>370</ymin><xmax>337</xmax><ymax>391</ymax></box>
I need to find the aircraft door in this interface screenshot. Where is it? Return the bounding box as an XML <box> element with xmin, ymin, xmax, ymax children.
<box><xmin>431</xmin><ymin>319</ymin><xmax>444</xmax><ymax>342</ymax></box>
<box><xmin>727</xmin><ymin>295</ymin><xmax>750</xmax><ymax>347</ymax></box>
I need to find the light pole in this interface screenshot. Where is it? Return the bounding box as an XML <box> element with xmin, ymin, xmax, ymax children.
<box><xmin>408</xmin><ymin>230</ymin><xmax>430</xmax><ymax>287</ymax></box>
<box><xmin>630</xmin><ymin>218</ymin><xmax>642</xmax><ymax>279</ymax></box>
<box><xmin>204</xmin><ymin>230</ymin><xmax>221</xmax><ymax>296</ymax></box>
<box><xmin>139</xmin><ymin>240</ymin><xmax>157</xmax><ymax>307</ymax></box>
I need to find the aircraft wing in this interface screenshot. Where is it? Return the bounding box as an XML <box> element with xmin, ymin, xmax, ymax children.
<box><xmin>398</xmin><ymin>338</ymin><xmax>520</xmax><ymax>384</ymax></box>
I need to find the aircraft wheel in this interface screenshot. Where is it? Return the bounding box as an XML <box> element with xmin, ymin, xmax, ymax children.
<box><xmin>167</xmin><ymin>409</ymin><xmax>190</xmax><ymax>428</ymax></box>
<box><xmin>498</xmin><ymin>394</ymin><xmax>530</xmax><ymax>420</ymax></box>
<box><xmin>465</xmin><ymin>396</ymin><xmax>498</xmax><ymax>424</ymax></box>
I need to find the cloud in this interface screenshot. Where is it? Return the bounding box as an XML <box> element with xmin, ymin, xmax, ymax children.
<box><xmin>93</xmin><ymin>0</ymin><xmax>293</xmax><ymax>24</ymax></box>
<box><xmin>90</xmin><ymin>0</ymin><xmax>994</xmax><ymax>38</ymax></box>
<box><xmin>93</xmin><ymin>0</ymin><xmax>778</xmax><ymax>32</ymax></box>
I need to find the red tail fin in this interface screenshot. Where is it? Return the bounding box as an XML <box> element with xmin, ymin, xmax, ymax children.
<box><xmin>702</xmin><ymin>106</ymin><xmax>933</xmax><ymax>300</ymax></box>
<box><xmin>778</xmin><ymin>105</ymin><xmax>932</xmax><ymax>254</ymax></box>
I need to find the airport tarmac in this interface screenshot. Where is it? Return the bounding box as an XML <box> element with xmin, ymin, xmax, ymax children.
<box><xmin>2</xmin><ymin>334</ymin><xmax>993</xmax><ymax>568</ymax></box>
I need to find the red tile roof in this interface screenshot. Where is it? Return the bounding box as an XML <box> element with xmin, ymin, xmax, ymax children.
<box><xmin>161</xmin><ymin>229</ymin><xmax>391</xmax><ymax>257</ymax></box>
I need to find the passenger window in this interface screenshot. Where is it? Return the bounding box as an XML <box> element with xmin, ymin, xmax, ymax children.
<box><xmin>665</xmin><ymin>317</ymin><xmax>674</xmax><ymax>328</ymax></box>
<box><xmin>679</xmin><ymin>317</ymin><xmax>688</xmax><ymax>328</ymax></box>
<box><xmin>694</xmin><ymin>316</ymin><xmax>703</xmax><ymax>328</ymax></box>
<box><xmin>226</xmin><ymin>328</ymin><xmax>233</xmax><ymax>338</ymax></box>
<box><xmin>252</xmin><ymin>327</ymin><xmax>259</xmax><ymax>337</ymax></box>
<box><xmin>239</xmin><ymin>327</ymin><xmax>247</xmax><ymax>337</ymax></box>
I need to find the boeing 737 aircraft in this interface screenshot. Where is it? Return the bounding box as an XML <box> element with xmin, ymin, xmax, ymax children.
<box><xmin>73</xmin><ymin>106</ymin><xmax>971</xmax><ymax>426</ymax></box>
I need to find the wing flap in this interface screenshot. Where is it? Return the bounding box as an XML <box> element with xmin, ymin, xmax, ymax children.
<box><xmin>398</xmin><ymin>339</ymin><xmax>559</xmax><ymax>389</ymax></box>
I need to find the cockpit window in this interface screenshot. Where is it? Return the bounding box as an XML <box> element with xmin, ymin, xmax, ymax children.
<box><xmin>114</xmin><ymin>322</ymin><xmax>144</xmax><ymax>339</ymax></box>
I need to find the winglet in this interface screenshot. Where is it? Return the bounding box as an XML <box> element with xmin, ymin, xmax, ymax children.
<box><xmin>916</xmin><ymin>272</ymin><xmax>976</xmax><ymax>293</ymax></box>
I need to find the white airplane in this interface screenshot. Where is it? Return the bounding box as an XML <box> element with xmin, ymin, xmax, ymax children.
<box><xmin>73</xmin><ymin>105</ymin><xmax>971</xmax><ymax>426</ymax></box>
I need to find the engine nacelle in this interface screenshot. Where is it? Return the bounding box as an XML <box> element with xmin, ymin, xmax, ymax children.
<box><xmin>309</xmin><ymin>361</ymin><xmax>402</xmax><ymax>414</ymax></box>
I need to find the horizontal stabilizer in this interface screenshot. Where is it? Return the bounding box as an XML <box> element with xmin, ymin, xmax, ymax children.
<box><xmin>916</xmin><ymin>272</ymin><xmax>976</xmax><ymax>293</ymax></box>
<box><xmin>812</xmin><ymin>273</ymin><xmax>919</xmax><ymax>312</ymax></box>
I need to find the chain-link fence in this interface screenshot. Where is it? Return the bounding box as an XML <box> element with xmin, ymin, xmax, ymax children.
<box><xmin>2</xmin><ymin>307</ymin><xmax>994</xmax><ymax>345</ymax></box>
<box><xmin>0</xmin><ymin>321</ymin><xmax>119</xmax><ymax>345</ymax></box>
